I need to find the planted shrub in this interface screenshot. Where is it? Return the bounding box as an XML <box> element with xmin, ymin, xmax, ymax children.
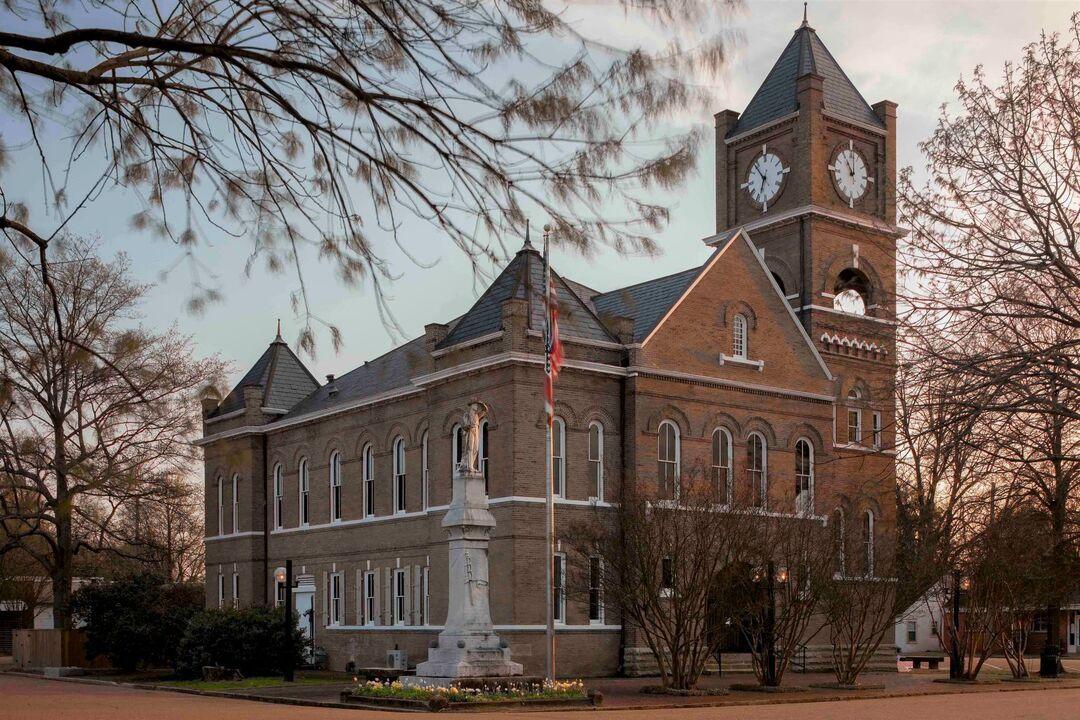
<box><xmin>71</xmin><ymin>573</ymin><xmax>203</xmax><ymax>671</ymax></box>
<box><xmin>175</xmin><ymin>606</ymin><xmax>305</xmax><ymax>678</ymax></box>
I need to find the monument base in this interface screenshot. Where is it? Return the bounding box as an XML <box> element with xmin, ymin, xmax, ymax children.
<box><xmin>411</xmin><ymin>632</ymin><xmax>523</xmax><ymax>682</ymax></box>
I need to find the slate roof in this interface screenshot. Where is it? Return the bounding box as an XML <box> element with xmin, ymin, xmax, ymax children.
<box><xmin>208</xmin><ymin>334</ymin><xmax>320</xmax><ymax>418</ymax></box>
<box><xmin>727</xmin><ymin>21</ymin><xmax>884</xmax><ymax>138</ymax></box>
<box><xmin>436</xmin><ymin>242</ymin><xmax>616</xmax><ymax>349</ymax></box>
<box><xmin>591</xmin><ymin>266</ymin><xmax>703</xmax><ymax>343</ymax></box>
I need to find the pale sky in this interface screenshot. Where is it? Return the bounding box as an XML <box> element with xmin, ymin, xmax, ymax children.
<box><xmin>6</xmin><ymin>0</ymin><xmax>1077</xmax><ymax>388</ymax></box>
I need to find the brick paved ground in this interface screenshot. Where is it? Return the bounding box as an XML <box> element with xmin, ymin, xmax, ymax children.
<box><xmin>3</xmin><ymin>672</ymin><xmax>1080</xmax><ymax>720</ymax></box>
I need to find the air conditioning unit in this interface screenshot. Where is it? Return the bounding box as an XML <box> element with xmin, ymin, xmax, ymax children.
<box><xmin>386</xmin><ymin>649</ymin><xmax>408</xmax><ymax>670</ymax></box>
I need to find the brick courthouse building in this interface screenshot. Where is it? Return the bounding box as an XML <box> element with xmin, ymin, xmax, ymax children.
<box><xmin>199</xmin><ymin>19</ymin><xmax>899</xmax><ymax>677</ymax></box>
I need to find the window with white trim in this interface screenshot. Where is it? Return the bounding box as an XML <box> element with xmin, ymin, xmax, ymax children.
<box><xmin>795</xmin><ymin>439</ymin><xmax>814</xmax><ymax>516</ymax></box>
<box><xmin>661</xmin><ymin>556</ymin><xmax>675</xmax><ymax>597</ymax></box>
<box><xmin>863</xmin><ymin>510</ymin><xmax>875</xmax><ymax>576</ymax></box>
<box><xmin>732</xmin><ymin>313</ymin><xmax>748</xmax><ymax>359</ymax></box>
<box><xmin>273</xmin><ymin>464</ymin><xmax>283</xmax><ymax>529</ymax></box>
<box><xmin>553</xmin><ymin>553</ymin><xmax>566</xmax><ymax>623</ymax></box>
<box><xmin>393</xmin><ymin>436</ymin><xmax>406</xmax><ymax>514</ymax></box>
<box><xmin>847</xmin><ymin>409</ymin><xmax>862</xmax><ymax>445</ymax></box>
<box><xmin>217</xmin><ymin>573</ymin><xmax>225</xmax><ymax>608</ymax></box>
<box><xmin>711</xmin><ymin>428</ymin><xmax>733</xmax><ymax>504</ymax></box>
<box><xmin>362</xmin><ymin>444</ymin><xmax>374</xmax><ymax>518</ymax></box>
<box><xmin>872</xmin><ymin>412</ymin><xmax>882</xmax><ymax>448</ymax></box>
<box><xmin>328</xmin><ymin>572</ymin><xmax>343</xmax><ymax>626</ymax></box>
<box><xmin>551</xmin><ymin>417</ymin><xmax>566</xmax><ymax>498</ymax></box>
<box><xmin>362</xmin><ymin>570</ymin><xmax>376</xmax><ymax>626</ymax></box>
<box><xmin>232</xmin><ymin>572</ymin><xmax>240</xmax><ymax>608</ymax></box>
<box><xmin>329</xmin><ymin>451</ymin><xmax>342</xmax><ymax>522</ymax></box>
<box><xmin>451</xmin><ymin>424</ymin><xmax>463</xmax><ymax>472</ymax></box>
<box><xmin>480</xmin><ymin>421</ymin><xmax>490</xmax><ymax>494</ymax></box>
<box><xmin>658</xmin><ymin>421</ymin><xmax>680</xmax><ymax>498</ymax></box>
<box><xmin>421</xmin><ymin>432</ymin><xmax>429</xmax><ymax>510</ymax></box>
<box><xmin>747</xmin><ymin>432</ymin><xmax>767</xmax><ymax>508</ymax></box>
<box><xmin>216</xmin><ymin>477</ymin><xmax>224</xmax><ymax>535</ymax></box>
<box><xmin>393</xmin><ymin>568</ymin><xmax>407</xmax><ymax>625</ymax></box>
<box><xmin>231</xmin><ymin>474</ymin><xmax>240</xmax><ymax>534</ymax></box>
<box><xmin>298</xmin><ymin>458</ymin><xmax>310</xmax><ymax>526</ymax></box>
<box><xmin>421</xmin><ymin>566</ymin><xmax>430</xmax><ymax>626</ymax></box>
<box><xmin>906</xmin><ymin>620</ymin><xmax>917</xmax><ymax>643</ymax></box>
<box><xmin>588</xmin><ymin>422</ymin><xmax>604</xmax><ymax>501</ymax></box>
<box><xmin>588</xmin><ymin>556</ymin><xmax>604</xmax><ymax>623</ymax></box>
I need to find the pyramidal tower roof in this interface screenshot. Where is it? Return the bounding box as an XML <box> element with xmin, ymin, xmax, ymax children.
<box><xmin>727</xmin><ymin>18</ymin><xmax>884</xmax><ymax>138</ymax></box>
<box><xmin>207</xmin><ymin>325</ymin><xmax>320</xmax><ymax>418</ymax></box>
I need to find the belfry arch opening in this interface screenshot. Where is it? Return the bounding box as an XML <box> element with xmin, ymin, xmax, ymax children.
<box><xmin>832</xmin><ymin>268</ymin><xmax>871</xmax><ymax>315</ymax></box>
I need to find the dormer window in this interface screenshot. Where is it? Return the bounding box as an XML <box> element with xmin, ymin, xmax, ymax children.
<box><xmin>732</xmin><ymin>314</ymin><xmax>748</xmax><ymax>359</ymax></box>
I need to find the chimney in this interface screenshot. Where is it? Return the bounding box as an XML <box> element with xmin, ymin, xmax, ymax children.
<box><xmin>326</xmin><ymin>374</ymin><xmax>339</xmax><ymax>398</ymax></box>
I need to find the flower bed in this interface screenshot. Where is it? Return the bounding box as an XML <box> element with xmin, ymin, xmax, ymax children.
<box><xmin>342</xmin><ymin>678</ymin><xmax>597</xmax><ymax>712</ymax></box>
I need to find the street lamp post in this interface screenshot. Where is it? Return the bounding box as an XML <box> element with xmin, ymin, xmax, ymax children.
<box><xmin>949</xmin><ymin>569</ymin><xmax>962</xmax><ymax>680</ymax></box>
<box><xmin>274</xmin><ymin>561</ymin><xmax>295</xmax><ymax>683</ymax></box>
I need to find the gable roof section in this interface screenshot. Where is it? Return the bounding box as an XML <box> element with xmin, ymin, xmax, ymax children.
<box><xmin>437</xmin><ymin>244</ymin><xmax>615</xmax><ymax>349</ymax></box>
<box><xmin>727</xmin><ymin>22</ymin><xmax>884</xmax><ymax>139</ymax></box>
<box><xmin>208</xmin><ymin>336</ymin><xmax>320</xmax><ymax>418</ymax></box>
<box><xmin>640</xmin><ymin>228</ymin><xmax>833</xmax><ymax>381</ymax></box>
<box><xmin>592</xmin><ymin>267</ymin><xmax>702</xmax><ymax>343</ymax></box>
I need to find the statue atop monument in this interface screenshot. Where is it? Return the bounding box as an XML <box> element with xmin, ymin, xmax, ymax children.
<box><xmin>457</xmin><ymin>401</ymin><xmax>487</xmax><ymax>474</ymax></box>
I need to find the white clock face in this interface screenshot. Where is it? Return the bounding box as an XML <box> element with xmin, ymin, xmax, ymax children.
<box><xmin>742</xmin><ymin>148</ymin><xmax>788</xmax><ymax>211</ymax></box>
<box><xmin>830</xmin><ymin>143</ymin><xmax>870</xmax><ymax>207</ymax></box>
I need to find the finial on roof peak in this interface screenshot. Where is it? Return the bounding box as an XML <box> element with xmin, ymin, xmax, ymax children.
<box><xmin>274</xmin><ymin>318</ymin><xmax>283</xmax><ymax>343</ymax></box>
<box><xmin>801</xmin><ymin>2</ymin><xmax>810</xmax><ymax>28</ymax></box>
<box><xmin>518</xmin><ymin>218</ymin><xmax>534</xmax><ymax>253</ymax></box>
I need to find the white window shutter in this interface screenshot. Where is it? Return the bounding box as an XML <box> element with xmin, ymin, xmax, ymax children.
<box><xmin>403</xmin><ymin>568</ymin><xmax>413</xmax><ymax>626</ymax></box>
<box><xmin>322</xmin><ymin>571</ymin><xmax>329</xmax><ymax>627</ymax></box>
<box><xmin>384</xmin><ymin>569</ymin><xmax>393</xmax><ymax>625</ymax></box>
<box><xmin>355</xmin><ymin>570</ymin><xmax>362</xmax><ymax>625</ymax></box>
<box><xmin>373</xmin><ymin>568</ymin><xmax>382</xmax><ymax>625</ymax></box>
<box><xmin>412</xmin><ymin>566</ymin><xmax>422</xmax><ymax>625</ymax></box>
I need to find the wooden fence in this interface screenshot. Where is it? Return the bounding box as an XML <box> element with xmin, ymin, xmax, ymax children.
<box><xmin>11</xmin><ymin>629</ymin><xmax>107</xmax><ymax>669</ymax></box>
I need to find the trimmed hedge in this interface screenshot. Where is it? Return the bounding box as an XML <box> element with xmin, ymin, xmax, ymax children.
<box><xmin>174</xmin><ymin>606</ymin><xmax>305</xmax><ymax>678</ymax></box>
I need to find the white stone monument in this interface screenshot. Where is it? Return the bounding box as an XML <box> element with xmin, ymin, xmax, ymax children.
<box><xmin>409</xmin><ymin>402</ymin><xmax>524</xmax><ymax>684</ymax></box>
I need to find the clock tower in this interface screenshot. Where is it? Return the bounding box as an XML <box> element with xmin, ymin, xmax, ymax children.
<box><xmin>709</xmin><ymin>16</ymin><xmax>898</xmax><ymax>512</ymax></box>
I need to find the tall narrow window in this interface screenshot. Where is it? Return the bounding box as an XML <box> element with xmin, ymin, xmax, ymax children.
<box><xmin>275</xmin><ymin>579</ymin><xmax>286</xmax><ymax>608</ymax></box>
<box><xmin>747</xmin><ymin>433</ymin><xmax>767</xmax><ymax>508</ymax></box>
<box><xmin>393</xmin><ymin>437</ymin><xmax>407</xmax><ymax>514</ymax></box>
<box><xmin>847</xmin><ymin>409</ymin><xmax>862</xmax><ymax>445</ymax></box>
<box><xmin>588</xmin><ymin>556</ymin><xmax>604</xmax><ymax>623</ymax></box>
<box><xmin>328</xmin><ymin>572</ymin><xmax>342</xmax><ymax>626</ymax></box>
<box><xmin>393</xmin><ymin>568</ymin><xmax>407</xmax><ymax>625</ymax></box>
<box><xmin>273</xmin><ymin>464</ymin><xmax>283</xmax><ymax>529</ymax></box>
<box><xmin>232</xmin><ymin>572</ymin><xmax>240</xmax><ymax>608</ymax></box>
<box><xmin>833</xmin><ymin>508</ymin><xmax>846</xmax><ymax>576</ymax></box>
<box><xmin>711</xmin><ymin>428</ymin><xmax>733</xmax><ymax>503</ymax></box>
<box><xmin>217</xmin><ymin>573</ymin><xmax>225</xmax><ymax>608</ymax></box>
<box><xmin>553</xmin><ymin>553</ymin><xmax>566</xmax><ymax>623</ymax></box>
<box><xmin>362</xmin><ymin>444</ymin><xmax>374</xmax><ymax>518</ymax></box>
<box><xmin>480</xmin><ymin>421</ymin><xmax>490</xmax><ymax>495</ymax></box>
<box><xmin>661</xmin><ymin>557</ymin><xmax>675</xmax><ymax>595</ymax></box>
<box><xmin>329</xmin><ymin>451</ymin><xmax>342</xmax><ymax>522</ymax></box>
<box><xmin>872</xmin><ymin>412</ymin><xmax>882</xmax><ymax>448</ymax></box>
<box><xmin>231</xmin><ymin>474</ymin><xmax>240</xmax><ymax>534</ymax></box>
<box><xmin>421</xmin><ymin>566</ymin><xmax>430</xmax><ymax>626</ymax></box>
<box><xmin>298</xmin><ymin>458</ymin><xmax>310</xmax><ymax>526</ymax></box>
<box><xmin>552</xmin><ymin>417</ymin><xmax>566</xmax><ymax>498</ymax></box>
<box><xmin>216</xmin><ymin>477</ymin><xmax>224</xmax><ymax>535</ymax></box>
<box><xmin>451</xmin><ymin>424</ymin><xmax>463</xmax><ymax>472</ymax></box>
<box><xmin>658</xmin><ymin>421</ymin><xmax>680</xmax><ymax>498</ymax></box>
<box><xmin>795</xmin><ymin>439</ymin><xmax>814</xmax><ymax>515</ymax></box>
<box><xmin>863</xmin><ymin>510</ymin><xmax>875</xmax><ymax>576</ymax></box>
<box><xmin>421</xmin><ymin>432</ymin><xmax>429</xmax><ymax>510</ymax></box>
<box><xmin>588</xmin><ymin>422</ymin><xmax>604</xmax><ymax>501</ymax></box>
<box><xmin>732</xmin><ymin>313</ymin><xmax>748</xmax><ymax>359</ymax></box>
<box><xmin>362</xmin><ymin>571</ymin><xmax>376</xmax><ymax>626</ymax></box>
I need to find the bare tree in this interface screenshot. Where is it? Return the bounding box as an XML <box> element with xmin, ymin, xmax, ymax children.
<box><xmin>565</xmin><ymin>473</ymin><xmax>755</xmax><ymax>691</ymax></box>
<box><xmin>110</xmin><ymin>477</ymin><xmax>206</xmax><ymax>583</ymax></box>
<box><xmin>0</xmin><ymin>0</ymin><xmax>741</xmax><ymax>352</ymax></box>
<box><xmin>0</xmin><ymin>236</ymin><xmax>222</xmax><ymax>627</ymax></box>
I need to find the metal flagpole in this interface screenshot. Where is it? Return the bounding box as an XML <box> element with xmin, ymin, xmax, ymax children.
<box><xmin>543</xmin><ymin>224</ymin><xmax>556</xmax><ymax>682</ymax></box>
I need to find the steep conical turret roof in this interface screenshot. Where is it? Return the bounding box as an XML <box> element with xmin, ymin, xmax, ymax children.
<box><xmin>727</xmin><ymin>19</ymin><xmax>884</xmax><ymax>138</ymax></box>
<box><xmin>207</xmin><ymin>325</ymin><xmax>319</xmax><ymax>418</ymax></box>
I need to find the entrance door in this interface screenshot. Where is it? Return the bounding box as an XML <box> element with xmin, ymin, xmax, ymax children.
<box><xmin>294</xmin><ymin>588</ymin><xmax>315</xmax><ymax>662</ymax></box>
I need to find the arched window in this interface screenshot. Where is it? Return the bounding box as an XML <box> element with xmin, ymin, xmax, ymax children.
<box><xmin>588</xmin><ymin>422</ymin><xmax>604</xmax><ymax>501</ymax></box>
<box><xmin>863</xmin><ymin>510</ymin><xmax>875</xmax><ymax>576</ymax></box>
<box><xmin>272</xmin><ymin>464</ymin><xmax>283</xmax><ymax>530</ymax></box>
<box><xmin>711</xmin><ymin>428</ymin><xmax>733</xmax><ymax>504</ymax></box>
<box><xmin>833</xmin><ymin>508</ymin><xmax>846</xmax><ymax>576</ymax></box>
<box><xmin>298</xmin><ymin>458</ymin><xmax>310</xmax><ymax>526</ymax></box>
<box><xmin>795</xmin><ymin>440</ymin><xmax>814</xmax><ymax>516</ymax></box>
<box><xmin>362</xmin><ymin>444</ymin><xmax>374</xmax><ymax>518</ymax></box>
<box><xmin>329</xmin><ymin>451</ymin><xmax>342</xmax><ymax>522</ymax></box>
<box><xmin>451</xmin><ymin>424</ymin><xmax>463</xmax><ymax>473</ymax></box>
<box><xmin>657</xmin><ymin>421</ymin><xmax>680</xmax><ymax>499</ymax></box>
<box><xmin>480</xmin><ymin>421</ymin><xmax>490</xmax><ymax>495</ymax></box>
<box><xmin>231</xmin><ymin>474</ymin><xmax>240</xmax><ymax>534</ymax></box>
<box><xmin>421</xmin><ymin>432</ymin><xmax>429</xmax><ymax>510</ymax></box>
<box><xmin>216</xmin><ymin>476</ymin><xmax>224</xmax><ymax>535</ymax></box>
<box><xmin>746</xmin><ymin>433</ymin><xmax>767</xmax><ymax>509</ymax></box>
<box><xmin>551</xmin><ymin>417</ymin><xmax>566</xmax><ymax>498</ymax></box>
<box><xmin>393</xmin><ymin>436</ymin><xmax>406</xmax><ymax>514</ymax></box>
<box><xmin>732</xmin><ymin>314</ymin><xmax>748</xmax><ymax>359</ymax></box>
<box><xmin>833</xmin><ymin>267</ymin><xmax>871</xmax><ymax>315</ymax></box>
